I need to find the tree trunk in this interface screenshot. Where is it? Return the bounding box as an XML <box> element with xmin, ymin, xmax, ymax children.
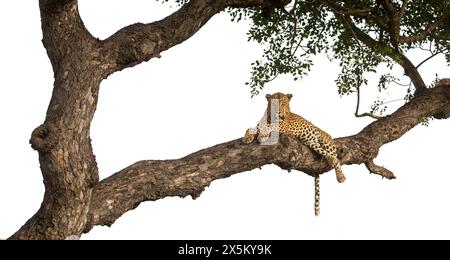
<box><xmin>10</xmin><ymin>0</ymin><xmax>103</xmax><ymax>240</ymax></box>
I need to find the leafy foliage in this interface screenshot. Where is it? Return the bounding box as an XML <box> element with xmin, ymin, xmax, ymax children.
<box><xmin>231</xmin><ymin>2</ymin><xmax>333</xmax><ymax>96</ymax></box>
<box><xmin>370</xmin><ymin>99</ymin><xmax>387</xmax><ymax>116</ymax></box>
<box><xmin>228</xmin><ymin>0</ymin><xmax>450</xmax><ymax>111</ymax></box>
<box><xmin>161</xmin><ymin>0</ymin><xmax>450</xmax><ymax>115</ymax></box>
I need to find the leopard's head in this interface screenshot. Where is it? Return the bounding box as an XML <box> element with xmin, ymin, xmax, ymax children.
<box><xmin>265</xmin><ymin>92</ymin><xmax>292</xmax><ymax>121</ymax></box>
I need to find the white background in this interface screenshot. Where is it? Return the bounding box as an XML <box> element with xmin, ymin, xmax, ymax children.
<box><xmin>1</xmin><ymin>1</ymin><xmax>449</xmax><ymax>240</ymax></box>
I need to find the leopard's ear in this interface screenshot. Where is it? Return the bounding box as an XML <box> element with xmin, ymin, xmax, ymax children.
<box><xmin>287</xmin><ymin>93</ymin><xmax>293</xmax><ymax>100</ymax></box>
<box><xmin>266</xmin><ymin>94</ymin><xmax>272</xmax><ymax>101</ymax></box>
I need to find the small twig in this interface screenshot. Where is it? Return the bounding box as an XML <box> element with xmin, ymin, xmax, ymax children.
<box><xmin>289</xmin><ymin>13</ymin><xmax>299</xmax><ymax>58</ymax></box>
<box><xmin>354</xmin><ymin>86</ymin><xmax>384</xmax><ymax>120</ymax></box>
<box><xmin>416</xmin><ymin>51</ymin><xmax>443</xmax><ymax>69</ymax></box>
<box><xmin>433</xmin><ymin>35</ymin><xmax>450</xmax><ymax>41</ymax></box>
<box><xmin>265</xmin><ymin>73</ymin><xmax>279</xmax><ymax>84</ymax></box>
<box><xmin>365</xmin><ymin>160</ymin><xmax>396</xmax><ymax>179</ymax></box>
<box><xmin>355</xmin><ymin>113</ymin><xmax>384</xmax><ymax>120</ymax></box>
<box><xmin>417</xmin><ymin>46</ymin><xmax>432</xmax><ymax>53</ymax></box>
<box><xmin>382</xmin><ymin>98</ymin><xmax>404</xmax><ymax>104</ymax></box>
<box><xmin>392</xmin><ymin>80</ymin><xmax>411</xmax><ymax>87</ymax></box>
<box><xmin>355</xmin><ymin>86</ymin><xmax>361</xmax><ymax>115</ymax></box>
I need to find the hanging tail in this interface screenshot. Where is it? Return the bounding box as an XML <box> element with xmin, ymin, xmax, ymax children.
<box><xmin>314</xmin><ymin>174</ymin><xmax>320</xmax><ymax>216</ymax></box>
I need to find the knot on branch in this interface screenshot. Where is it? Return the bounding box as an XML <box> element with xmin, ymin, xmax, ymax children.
<box><xmin>30</xmin><ymin>123</ymin><xmax>58</xmax><ymax>153</ymax></box>
<box><xmin>336</xmin><ymin>146</ymin><xmax>346</xmax><ymax>160</ymax></box>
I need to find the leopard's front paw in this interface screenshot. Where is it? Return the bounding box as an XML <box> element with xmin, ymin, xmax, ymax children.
<box><xmin>242</xmin><ymin>128</ymin><xmax>256</xmax><ymax>144</ymax></box>
<box><xmin>257</xmin><ymin>132</ymin><xmax>270</xmax><ymax>143</ymax></box>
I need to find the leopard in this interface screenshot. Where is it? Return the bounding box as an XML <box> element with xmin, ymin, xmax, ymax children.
<box><xmin>242</xmin><ymin>92</ymin><xmax>345</xmax><ymax>216</ymax></box>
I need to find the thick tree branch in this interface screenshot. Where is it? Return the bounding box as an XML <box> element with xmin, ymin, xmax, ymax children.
<box><xmin>39</xmin><ymin>0</ymin><xmax>97</xmax><ymax>73</ymax></box>
<box><xmin>100</xmin><ymin>0</ymin><xmax>291</xmax><ymax>75</ymax></box>
<box><xmin>377</xmin><ymin>0</ymin><xmax>396</xmax><ymax>16</ymax></box>
<box><xmin>316</xmin><ymin>0</ymin><xmax>389</xmax><ymax>32</ymax></box>
<box><xmin>398</xmin><ymin>54</ymin><xmax>428</xmax><ymax>95</ymax></box>
<box><xmin>84</xmin><ymin>81</ymin><xmax>450</xmax><ymax>231</ymax></box>
<box><xmin>376</xmin><ymin>0</ymin><xmax>401</xmax><ymax>44</ymax></box>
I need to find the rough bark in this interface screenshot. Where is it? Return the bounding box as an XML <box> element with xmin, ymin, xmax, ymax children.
<box><xmin>8</xmin><ymin>0</ymin><xmax>450</xmax><ymax>239</ymax></box>
<box><xmin>10</xmin><ymin>0</ymin><xmax>102</xmax><ymax>240</ymax></box>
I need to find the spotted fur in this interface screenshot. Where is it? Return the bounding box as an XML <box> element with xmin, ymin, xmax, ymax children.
<box><xmin>314</xmin><ymin>174</ymin><xmax>320</xmax><ymax>216</ymax></box>
<box><xmin>243</xmin><ymin>92</ymin><xmax>346</xmax><ymax>216</ymax></box>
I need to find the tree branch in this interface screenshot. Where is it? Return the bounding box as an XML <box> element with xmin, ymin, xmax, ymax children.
<box><xmin>322</xmin><ymin>0</ymin><xmax>446</xmax><ymax>90</ymax></box>
<box><xmin>398</xmin><ymin>0</ymin><xmax>409</xmax><ymax>19</ymax></box>
<box><xmin>355</xmin><ymin>86</ymin><xmax>384</xmax><ymax>120</ymax></box>
<box><xmin>99</xmin><ymin>0</ymin><xmax>291</xmax><ymax>75</ymax></box>
<box><xmin>39</xmin><ymin>0</ymin><xmax>97</xmax><ymax>73</ymax></box>
<box><xmin>398</xmin><ymin>3</ymin><xmax>450</xmax><ymax>44</ymax></box>
<box><xmin>416</xmin><ymin>50</ymin><xmax>443</xmax><ymax>69</ymax></box>
<box><xmin>365</xmin><ymin>160</ymin><xmax>396</xmax><ymax>179</ymax></box>
<box><xmin>84</xmin><ymin>82</ymin><xmax>450</xmax><ymax>232</ymax></box>
<box><xmin>377</xmin><ymin>0</ymin><xmax>396</xmax><ymax>16</ymax></box>
<box><xmin>374</xmin><ymin>0</ymin><xmax>401</xmax><ymax>45</ymax></box>
<box><xmin>321</xmin><ymin>3</ymin><xmax>428</xmax><ymax>95</ymax></box>
<box><xmin>355</xmin><ymin>113</ymin><xmax>384</xmax><ymax>120</ymax></box>
<box><xmin>357</xmin><ymin>1</ymin><xmax>450</xmax><ymax>45</ymax></box>
<box><xmin>320</xmin><ymin>0</ymin><xmax>388</xmax><ymax>31</ymax></box>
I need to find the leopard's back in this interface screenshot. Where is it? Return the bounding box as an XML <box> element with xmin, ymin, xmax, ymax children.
<box><xmin>280</xmin><ymin>113</ymin><xmax>337</xmax><ymax>155</ymax></box>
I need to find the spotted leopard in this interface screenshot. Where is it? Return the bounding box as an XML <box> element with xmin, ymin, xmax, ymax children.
<box><xmin>243</xmin><ymin>92</ymin><xmax>345</xmax><ymax>216</ymax></box>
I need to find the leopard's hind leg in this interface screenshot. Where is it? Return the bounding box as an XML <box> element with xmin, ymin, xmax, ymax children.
<box><xmin>325</xmin><ymin>155</ymin><xmax>346</xmax><ymax>183</ymax></box>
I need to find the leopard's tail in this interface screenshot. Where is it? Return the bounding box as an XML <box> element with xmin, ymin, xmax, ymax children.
<box><xmin>314</xmin><ymin>174</ymin><xmax>320</xmax><ymax>216</ymax></box>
